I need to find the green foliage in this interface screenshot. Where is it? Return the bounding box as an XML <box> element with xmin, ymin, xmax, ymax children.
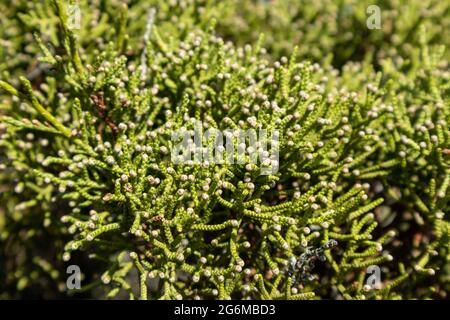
<box><xmin>0</xmin><ymin>0</ymin><xmax>448</xmax><ymax>299</ymax></box>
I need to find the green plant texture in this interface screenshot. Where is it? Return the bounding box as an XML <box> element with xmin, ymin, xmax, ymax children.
<box><xmin>0</xmin><ymin>0</ymin><xmax>449</xmax><ymax>300</ymax></box>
